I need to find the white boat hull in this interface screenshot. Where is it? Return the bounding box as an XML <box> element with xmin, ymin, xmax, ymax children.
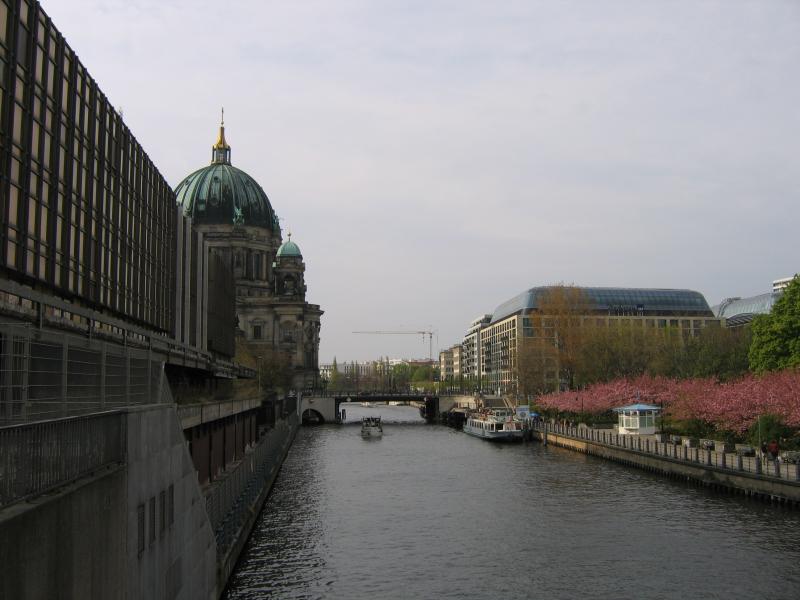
<box><xmin>463</xmin><ymin>423</ymin><xmax>523</xmax><ymax>441</ymax></box>
<box><xmin>464</xmin><ymin>409</ymin><xmax>524</xmax><ymax>441</ymax></box>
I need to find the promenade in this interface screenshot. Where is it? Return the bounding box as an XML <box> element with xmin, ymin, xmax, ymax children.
<box><xmin>530</xmin><ymin>422</ymin><xmax>800</xmax><ymax>506</ymax></box>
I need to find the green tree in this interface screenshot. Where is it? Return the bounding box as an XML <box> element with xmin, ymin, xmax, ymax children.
<box><xmin>329</xmin><ymin>357</ymin><xmax>341</xmax><ymax>391</ymax></box>
<box><xmin>749</xmin><ymin>275</ymin><xmax>800</xmax><ymax>372</ymax></box>
<box><xmin>684</xmin><ymin>325</ymin><xmax>751</xmax><ymax>380</ymax></box>
<box><xmin>258</xmin><ymin>349</ymin><xmax>294</xmax><ymax>393</ymax></box>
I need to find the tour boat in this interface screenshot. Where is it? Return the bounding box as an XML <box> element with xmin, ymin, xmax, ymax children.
<box><xmin>361</xmin><ymin>416</ymin><xmax>383</xmax><ymax>438</ymax></box>
<box><xmin>463</xmin><ymin>409</ymin><xmax>523</xmax><ymax>441</ymax></box>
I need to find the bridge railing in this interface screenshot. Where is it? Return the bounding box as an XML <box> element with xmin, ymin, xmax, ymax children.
<box><xmin>0</xmin><ymin>410</ymin><xmax>125</xmax><ymax>509</ymax></box>
<box><xmin>305</xmin><ymin>389</ymin><xmax>442</xmax><ymax>398</ymax></box>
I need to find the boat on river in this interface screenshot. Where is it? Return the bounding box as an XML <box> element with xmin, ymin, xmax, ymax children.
<box><xmin>463</xmin><ymin>408</ymin><xmax>523</xmax><ymax>441</ymax></box>
<box><xmin>361</xmin><ymin>416</ymin><xmax>383</xmax><ymax>438</ymax></box>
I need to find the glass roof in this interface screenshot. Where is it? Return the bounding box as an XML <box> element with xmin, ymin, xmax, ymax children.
<box><xmin>713</xmin><ymin>292</ymin><xmax>777</xmax><ymax>320</ymax></box>
<box><xmin>490</xmin><ymin>286</ymin><xmax>712</xmax><ymax>323</ymax></box>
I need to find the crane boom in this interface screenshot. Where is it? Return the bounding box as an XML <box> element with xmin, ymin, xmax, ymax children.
<box><xmin>352</xmin><ymin>330</ymin><xmax>436</xmax><ymax>360</ymax></box>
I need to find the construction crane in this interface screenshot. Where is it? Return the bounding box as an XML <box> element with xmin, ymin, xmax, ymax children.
<box><xmin>352</xmin><ymin>330</ymin><xmax>436</xmax><ymax>361</ymax></box>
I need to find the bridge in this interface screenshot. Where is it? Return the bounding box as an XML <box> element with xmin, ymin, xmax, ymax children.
<box><xmin>300</xmin><ymin>391</ymin><xmax>479</xmax><ymax>424</ymax></box>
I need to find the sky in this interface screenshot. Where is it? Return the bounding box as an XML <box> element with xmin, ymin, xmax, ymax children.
<box><xmin>40</xmin><ymin>0</ymin><xmax>800</xmax><ymax>363</ymax></box>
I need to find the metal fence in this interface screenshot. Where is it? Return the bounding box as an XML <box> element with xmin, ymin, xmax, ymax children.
<box><xmin>205</xmin><ymin>414</ymin><xmax>298</xmax><ymax>554</ymax></box>
<box><xmin>535</xmin><ymin>422</ymin><xmax>800</xmax><ymax>482</ymax></box>
<box><xmin>0</xmin><ymin>410</ymin><xmax>125</xmax><ymax>508</ymax></box>
<box><xmin>0</xmin><ymin>322</ymin><xmax>167</xmax><ymax>425</ymax></box>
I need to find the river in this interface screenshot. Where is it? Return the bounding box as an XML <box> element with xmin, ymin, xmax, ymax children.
<box><xmin>224</xmin><ymin>405</ymin><xmax>800</xmax><ymax>599</ymax></box>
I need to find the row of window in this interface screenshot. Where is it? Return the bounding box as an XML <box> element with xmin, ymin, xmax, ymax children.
<box><xmin>1</xmin><ymin>1</ymin><xmax>176</xmax><ymax>332</ymax></box>
<box><xmin>136</xmin><ymin>484</ymin><xmax>175</xmax><ymax>556</ymax></box>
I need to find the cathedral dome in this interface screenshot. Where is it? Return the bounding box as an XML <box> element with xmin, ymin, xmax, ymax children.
<box><xmin>175</xmin><ymin>120</ymin><xmax>279</xmax><ymax>230</ymax></box>
<box><xmin>276</xmin><ymin>233</ymin><xmax>302</xmax><ymax>258</ymax></box>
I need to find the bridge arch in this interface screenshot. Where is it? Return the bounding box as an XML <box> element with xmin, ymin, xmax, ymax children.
<box><xmin>301</xmin><ymin>408</ymin><xmax>325</xmax><ymax>425</ymax></box>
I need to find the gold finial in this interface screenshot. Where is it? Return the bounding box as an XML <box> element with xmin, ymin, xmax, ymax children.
<box><xmin>212</xmin><ymin>107</ymin><xmax>231</xmax><ymax>164</ymax></box>
<box><xmin>215</xmin><ymin>108</ymin><xmax>229</xmax><ymax>150</ymax></box>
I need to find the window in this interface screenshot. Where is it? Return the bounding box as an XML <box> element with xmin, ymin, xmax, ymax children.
<box><xmin>159</xmin><ymin>490</ymin><xmax>166</xmax><ymax>535</ymax></box>
<box><xmin>149</xmin><ymin>497</ymin><xmax>156</xmax><ymax>544</ymax></box>
<box><xmin>137</xmin><ymin>504</ymin><xmax>145</xmax><ymax>555</ymax></box>
<box><xmin>253</xmin><ymin>325</ymin><xmax>261</xmax><ymax>340</ymax></box>
<box><xmin>168</xmin><ymin>484</ymin><xmax>174</xmax><ymax>527</ymax></box>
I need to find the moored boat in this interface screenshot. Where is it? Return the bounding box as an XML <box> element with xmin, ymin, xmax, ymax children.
<box><xmin>463</xmin><ymin>408</ymin><xmax>523</xmax><ymax>441</ymax></box>
<box><xmin>361</xmin><ymin>416</ymin><xmax>383</xmax><ymax>438</ymax></box>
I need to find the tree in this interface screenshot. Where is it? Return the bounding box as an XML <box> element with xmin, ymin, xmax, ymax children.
<box><xmin>258</xmin><ymin>349</ymin><xmax>294</xmax><ymax>393</ymax></box>
<box><xmin>749</xmin><ymin>275</ymin><xmax>800</xmax><ymax>372</ymax></box>
<box><xmin>329</xmin><ymin>357</ymin><xmax>341</xmax><ymax>391</ymax></box>
<box><xmin>517</xmin><ymin>336</ymin><xmax>558</xmax><ymax>397</ymax></box>
<box><xmin>527</xmin><ymin>285</ymin><xmax>591</xmax><ymax>390</ymax></box>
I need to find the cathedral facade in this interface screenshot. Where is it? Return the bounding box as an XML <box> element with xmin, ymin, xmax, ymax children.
<box><xmin>175</xmin><ymin>121</ymin><xmax>322</xmax><ymax>390</ymax></box>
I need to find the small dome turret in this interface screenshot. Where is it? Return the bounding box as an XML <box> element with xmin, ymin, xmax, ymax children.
<box><xmin>276</xmin><ymin>233</ymin><xmax>302</xmax><ymax>258</ymax></box>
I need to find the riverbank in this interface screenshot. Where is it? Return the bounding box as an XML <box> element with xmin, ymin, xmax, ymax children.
<box><xmin>531</xmin><ymin>422</ymin><xmax>800</xmax><ymax>506</ymax></box>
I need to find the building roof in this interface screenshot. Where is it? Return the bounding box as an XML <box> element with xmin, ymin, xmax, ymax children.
<box><xmin>490</xmin><ymin>286</ymin><xmax>712</xmax><ymax>324</ymax></box>
<box><xmin>276</xmin><ymin>234</ymin><xmax>302</xmax><ymax>258</ymax></box>
<box><xmin>175</xmin><ymin>125</ymin><xmax>280</xmax><ymax>230</ymax></box>
<box><xmin>614</xmin><ymin>403</ymin><xmax>661</xmax><ymax>413</ymax></box>
<box><xmin>712</xmin><ymin>292</ymin><xmax>778</xmax><ymax>326</ymax></box>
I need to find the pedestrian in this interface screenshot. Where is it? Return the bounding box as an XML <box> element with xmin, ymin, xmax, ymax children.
<box><xmin>342</xmin><ymin>408</ymin><xmax>346</xmax><ymax>421</ymax></box>
<box><xmin>767</xmin><ymin>439</ymin><xmax>780</xmax><ymax>462</ymax></box>
<box><xmin>760</xmin><ymin>441</ymin><xmax>768</xmax><ymax>459</ymax></box>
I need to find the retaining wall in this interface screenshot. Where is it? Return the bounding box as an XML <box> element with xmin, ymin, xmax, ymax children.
<box><xmin>535</xmin><ymin>425</ymin><xmax>800</xmax><ymax>506</ymax></box>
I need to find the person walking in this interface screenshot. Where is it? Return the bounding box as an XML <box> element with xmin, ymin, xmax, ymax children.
<box><xmin>767</xmin><ymin>439</ymin><xmax>780</xmax><ymax>462</ymax></box>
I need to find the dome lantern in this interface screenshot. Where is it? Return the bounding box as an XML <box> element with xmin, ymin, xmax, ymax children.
<box><xmin>212</xmin><ymin>107</ymin><xmax>231</xmax><ymax>165</ymax></box>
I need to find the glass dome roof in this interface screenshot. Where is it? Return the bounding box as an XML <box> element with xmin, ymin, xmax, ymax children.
<box><xmin>491</xmin><ymin>286</ymin><xmax>713</xmax><ymax>323</ymax></box>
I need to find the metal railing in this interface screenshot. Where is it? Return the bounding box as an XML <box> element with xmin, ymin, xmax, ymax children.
<box><xmin>205</xmin><ymin>414</ymin><xmax>298</xmax><ymax>554</ymax></box>
<box><xmin>533</xmin><ymin>422</ymin><xmax>800</xmax><ymax>482</ymax></box>
<box><xmin>0</xmin><ymin>410</ymin><xmax>125</xmax><ymax>508</ymax></box>
<box><xmin>177</xmin><ymin>397</ymin><xmax>262</xmax><ymax>429</ymax></box>
<box><xmin>0</xmin><ymin>322</ymin><xmax>167</xmax><ymax>425</ymax></box>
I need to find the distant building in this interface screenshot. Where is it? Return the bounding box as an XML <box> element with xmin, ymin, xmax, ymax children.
<box><xmin>175</xmin><ymin>123</ymin><xmax>323</xmax><ymax>390</ymax></box>
<box><xmin>773</xmin><ymin>276</ymin><xmax>796</xmax><ymax>292</ymax></box>
<box><xmin>462</xmin><ymin>314</ymin><xmax>491</xmax><ymax>384</ymax></box>
<box><xmin>482</xmin><ymin>286</ymin><xmax>720</xmax><ymax>393</ymax></box>
<box><xmin>713</xmin><ymin>275</ymin><xmax>796</xmax><ymax>327</ymax></box>
<box><xmin>439</xmin><ymin>344</ymin><xmax>463</xmax><ymax>382</ymax></box>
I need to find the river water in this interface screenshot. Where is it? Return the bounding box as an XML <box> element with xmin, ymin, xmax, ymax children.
<box><xmin>224</xmin><ymin>405</ymin><xmax>800</xmax><ymax>600</ymax></box>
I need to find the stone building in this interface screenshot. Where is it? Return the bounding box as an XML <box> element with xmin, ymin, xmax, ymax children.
<box><xmin>175</xmin><ymin>120</ymin><xmax>323</xmax><ymax>390</ymax></box>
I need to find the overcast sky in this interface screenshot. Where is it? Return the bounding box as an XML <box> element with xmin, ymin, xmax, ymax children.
<box><xmin>41</xmin><ymin>0</ymin><xmax>800</xmax><ymax>362</ymax></box>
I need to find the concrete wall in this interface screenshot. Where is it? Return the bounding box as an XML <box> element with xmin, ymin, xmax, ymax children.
<box><xmin>125</xmin><ymin>405</ymin><xmax>217</xmax><ymax>600</ymax></box>
<box><xmin>0</xmin><ymin>468</ymin><xmax>127</xmax><ymax>600</ymax></box>
<box><xmin>537</xmin><ymin>429</ymin><xmax>800</xmax><ymax>505</ymax></box>
<box><xmin>0</xmin><ymin>405</ymin><xmax>218</xmax><ymax>600</ymax></box>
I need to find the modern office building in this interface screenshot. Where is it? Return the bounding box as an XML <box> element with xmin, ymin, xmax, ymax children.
<box><xmin>461</xmin><ymin>314</ymin><xmax>491</xmax><ymax>384</ymax></box>
<box><xmin>773</xmin><ymin>276</ymin><xmax>796</xmax><ymax>293</ymax></box>
<box><xmin>713</xmin><ymin>275</ymin><xmax>796</xmax><ymax>327</ymax></box>
<box><xmin>1</xmin><ymin>1</ymin><xmax>178</xmax><ymax>333</ymax></box>
<box><xmin>481</xmin><ymin>286</ymin><xmax>720</xmax><ymax>393</ymax></box>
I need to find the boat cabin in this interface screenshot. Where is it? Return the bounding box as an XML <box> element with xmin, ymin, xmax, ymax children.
<box><xmin>614</xmin><ymin>403</ymin><xmax>660</xmax><ymax>435</ymax></box>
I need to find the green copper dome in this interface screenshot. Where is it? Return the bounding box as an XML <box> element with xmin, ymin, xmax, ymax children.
<box><xmin>277</xmin><ymin>234</ymin><xmax>302</xmax><ymax>258</ymax></box>
<box><xmin>174</xmin><ymin>123</ymin><xmax>280</xmax><ymax>230</ymax></box>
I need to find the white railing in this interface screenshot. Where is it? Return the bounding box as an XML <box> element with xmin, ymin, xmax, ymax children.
<box><xmin>533</xmin><ymin>422</ymin><xmax>800</xmax><ymax>482</ymax></box>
